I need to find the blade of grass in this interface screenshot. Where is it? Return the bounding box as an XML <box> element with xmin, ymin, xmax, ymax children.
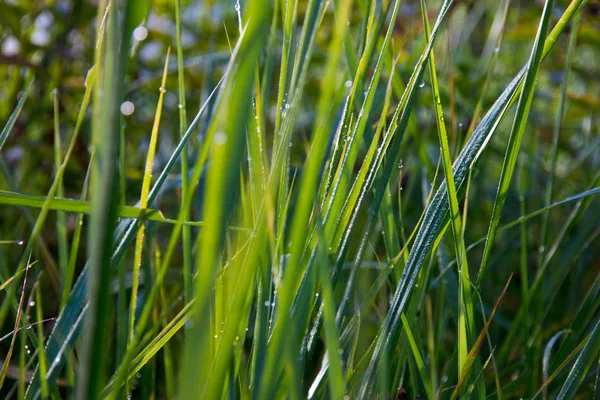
<box><xmin>0</xmin><ymin>79</ymin><xmax>34</xmax><ymax>154</ymax></box>
<box><xmin>174</xmin><ymin>0</ymin><xmax>193</xmax><ymax>307</ymax></box>
<box><xmin>52</xmin><ymin>90</ymin><xmax>69</xmax><ymax>303</ymax></box>
<box><xmin>34</xmin><ymin>283</ymin><xmax>49</xmax><ymax>399</ymax></box>
<box><xmin>450</xmin><ymin>275</ymin><xmax>512</xmax><ymax>400</ymax></box>
<box><xmin>419</xmin><ymin>1</ymin><xmax>476</xmax><ymax>393</ymax></box>
<box><xmin>477</xmin><ymin>0</ymin><xmax>554</xmax><ymax>287</ymax></box>
<box><xmin>539</xmin><ymin>10</ymin><xmax>581</xmax><ymax>260</ymax></box>
<box><xmin>129</xmin><ymin>47</ymin><xmax>170</xmax><ymax>343</ymax></box>
<box><xmin>78</xmin><ymin>0</ymin><xmax>132</xmax><ymax>397</ymax></box>
<box><xmin>556</xmin><ymin>318</ymin><xmax>600</xmax><ymax>400</ymax></box>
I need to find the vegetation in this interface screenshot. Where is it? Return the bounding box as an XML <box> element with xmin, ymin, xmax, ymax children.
<box><xmin>0</xmin><ymin>0</ymin><xmax>599</xmax><ymax>398</ymax></box>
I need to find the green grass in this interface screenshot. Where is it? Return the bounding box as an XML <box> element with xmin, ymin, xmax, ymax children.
<box><xmin>0</xmin><ymin>0</ymin><xmax>599</xmax><ymax>399</ymax></box>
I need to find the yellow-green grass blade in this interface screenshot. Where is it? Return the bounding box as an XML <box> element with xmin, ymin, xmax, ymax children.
<box><xmin>419</xmin><ymin>1</ymin><xmax>475</xmax><ymax>392</ymax></box>
<box><xmin>0</xmin><ymin>191</ymin><xmax>165</xmax><ymax>222</ymax></box>
<box><xmin>450</xmin><ymin>276</ymin><xmax>511</xmax><ymax>400</ymax></box>
<box><xmin>129</xmin><ymin>48</ymin><xmax>170</xmax><ymax>343</ymax></box>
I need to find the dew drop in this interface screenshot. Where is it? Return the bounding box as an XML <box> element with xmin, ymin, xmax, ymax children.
<box><xmin>120</xmin><ymin>101</ymin><xmax>135</xmax><ymax>116</ymax></box>
<box><xmin>16</xmin><ymin>240</ymin><xmax>24</xmax><ymax>246</ymax></box>
<box><xmin>29</xmin><ymin>301</ymin><xmax>35</xmax><ymax>307</ymax></box>
<box><xmin>493</xmin><ymin>46</ymin><xmax>500</xmax><ymax>53</ymax></box>
<box><xmin>418</xmin><ymin>80</ymin><xmax>425</xmax><ymax>88</ymax></box>
<box><xmin>344</xmin><ymin>80</ymin><xmax>352</xmax><ymax>88</ymax></box>
<box><xmin>133</xmin><ymin>26</ymin><xmax>148</xmax><ymax>41</ymax></box>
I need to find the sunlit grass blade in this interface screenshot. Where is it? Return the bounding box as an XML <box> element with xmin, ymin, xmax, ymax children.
<box><xmin>129</xmin><ymin>47</ymin><xmax>170</xmax><ymax>343</ymax></box>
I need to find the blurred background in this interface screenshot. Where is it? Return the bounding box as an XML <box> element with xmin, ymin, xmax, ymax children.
<box><xmin>0</xmin><ymin>0</ymin><xmax>599</xmax><ymax>397</ymax></box>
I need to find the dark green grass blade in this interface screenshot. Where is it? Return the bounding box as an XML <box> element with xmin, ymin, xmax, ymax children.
<box><xmin>0</xmin><ymin>79</ymin><xmax>34</xmax><ymax>154</ymax></box>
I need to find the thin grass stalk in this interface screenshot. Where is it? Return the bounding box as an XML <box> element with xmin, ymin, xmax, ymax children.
<box><xmin>129</xmin><ymin>48</ymin><xmax>170</xmax><ymax>342</ymax></box>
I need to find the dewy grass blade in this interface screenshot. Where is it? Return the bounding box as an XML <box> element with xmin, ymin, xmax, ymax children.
<box><xmin>257</xmin><ymin>0</ymin><xmax>352</xmax><ymax>396</ymax></box>
<box><xmin>129</xmin><ymin>48</ymin><xmax>170</xmax><ymax>343</ymax></box>
<box><xmin>477</xmin><ymin>0</ymin><xmax>554</xmax><ymax>286</ymax></box>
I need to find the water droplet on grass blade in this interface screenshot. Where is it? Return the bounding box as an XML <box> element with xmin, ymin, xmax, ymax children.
<box><xmin>133</xmin><ymin>26</ymin><xmax>148</xmax><ymax>41</ymax></box>
<box><xmin>120</xmin><ymin>101</ymin><xmax>135</xmax><ymax>116</ymax></box>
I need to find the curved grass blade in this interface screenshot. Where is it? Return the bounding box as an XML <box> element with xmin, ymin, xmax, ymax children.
<box><xmin>129</xmin><ymin>48</ymin><xmax>170</xmax><ymax>343</ymax></box>
<box><xmin>0</xmin><ymin>79</ymin><xmax>34</xmax><ymax>154</ymax></box>
<box><xmin>556</xmin><ymin>318</ymin><xmax>600</xmax><ymax>400</ymax></box>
